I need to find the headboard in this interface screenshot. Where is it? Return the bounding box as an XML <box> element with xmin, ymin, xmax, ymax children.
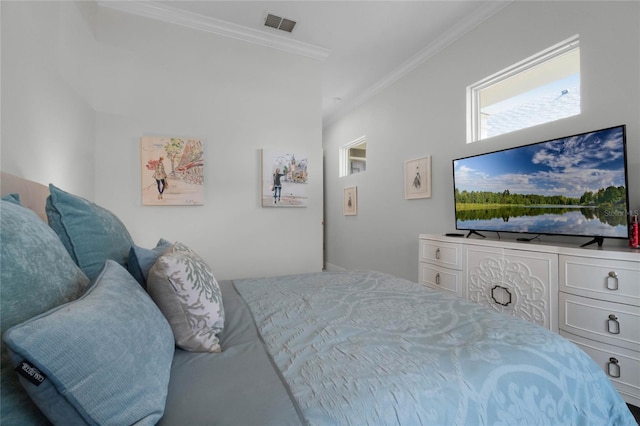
<box><xmin>0</xmin><ymin>172</ymin><xmax>49</xmax><ymax>221</ymax></box>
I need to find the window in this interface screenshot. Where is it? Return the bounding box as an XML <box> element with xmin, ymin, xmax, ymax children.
<box><xmin>339</xmin><ymin>136</ymin><xmax>366</xmax><ymax>177</ymax></box>
<box><xmin>467</xmin><ymin>35</ymin><xmax>580</xmax><ymax>143</ymax></box>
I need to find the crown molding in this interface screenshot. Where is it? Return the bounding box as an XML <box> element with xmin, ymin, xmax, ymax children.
<box><xmin>324</xmin><ymin>1</ymin><xmax>512</xmax><ymax>127</ymax></box>
<box><xmin>97</xmin><ymin>1</ymin><xmax>331</xmax><ymax>61</ymax></box>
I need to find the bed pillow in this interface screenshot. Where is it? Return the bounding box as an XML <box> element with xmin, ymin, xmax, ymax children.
<box><xmin>0</xmin><ymin>200</ymin><xmax>90</xmax><ymax>425</ymax></box>
<box><xmin>3</xmin><ymin>260</ymin><xmax>175</xmax><ymax>426</ymax></box>
<box><xmin>1</xmin><ymin>193</ymin><xmax>21</xmax><ymax>204</ymax></box>
<box><xmin>128</xmin><ymin>238</ymin><xmax>173</xmax><ymax>288</ymax></box>
<box><xmin>147</xmin><ymin>242</ymin><xmax>225</xmax><ymax>352</ymax></box>
<box><xmin>46</xmin><ymin>184</ymin><xmax>134</xmax><ymax>281</ymax></box>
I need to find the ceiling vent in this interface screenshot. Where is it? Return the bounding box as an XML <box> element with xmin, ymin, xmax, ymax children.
<box><xmin>264</xmin><ymin>13</ymin><xmax>296</xmax><ymax>33</ymax></box>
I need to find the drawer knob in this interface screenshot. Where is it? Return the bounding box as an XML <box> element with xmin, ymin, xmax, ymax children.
<box><xmin>607</xmin><ymin>357</ymin><xmax>621</xmax><ymax>378</ymax></box>
<box><xmin>435</xmin><ymin>273</ymin><xmax>440</xmax><ymax>285</ymax></box>
<box><xmin>607</xmin><ymin>314</ymin><xmax>621</xmax><ymax>335</ymax></box>
<box><xmin>435</xmin><ymin>248</ymin><xmax>441</xmax><ymax>260</ymax></box>
<box><xmin>606</xmin><ymin>271</ymin><xmax>619</xmax><ymax>291</ymax></box>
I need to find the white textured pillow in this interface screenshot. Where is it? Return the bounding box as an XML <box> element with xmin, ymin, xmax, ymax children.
<box><xmin>147</xmin><ymin>242</ymin><xmax>225</xmax><ymax>352</ymax></box>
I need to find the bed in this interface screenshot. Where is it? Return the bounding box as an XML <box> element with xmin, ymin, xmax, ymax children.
<box><xmin>1</xmin><ymin>172</ymin><xmax>636</xmax><ymax>425</ymax></box>
<box><xmin>230</xmin><ymin>270</ymin><xmax>633</xmax><ymax>425</ymax></box>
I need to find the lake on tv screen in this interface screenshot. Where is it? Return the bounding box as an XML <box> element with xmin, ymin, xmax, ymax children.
<box><xmin>456</xmin><ymin>206</ymin><xmax>628</xmax><ymax>238</ymax></box>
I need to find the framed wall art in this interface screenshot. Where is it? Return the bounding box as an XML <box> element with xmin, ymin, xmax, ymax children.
<box><xmin>404</xmin><ymin>156</ymin><xmax>431</xmax><ymax>200</ymax></box>
<box><xmin>343</xmin><ymin>186</ymin><xmax>357</xmax><ymax>215</ymax></box>
<box><xmin>140</xmin><ymin>136</ymin><xmax>204</xmax><ymax>206</ymax></box>
<box><xmin>262</xmin><ymin>150</ymin><xmax>309</xmax><ymax>207</ymax></box>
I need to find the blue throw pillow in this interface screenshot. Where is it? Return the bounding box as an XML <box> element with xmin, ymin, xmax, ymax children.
<box><xmin>1</xmin><ymin>193</ymin><xmax>21</xmax><ymax>204</ymax></box>
<box><xmin>128</xmin><ymin>238</ymin><xmax>173</xmax><ymax>289</ymax></box>
<box><xmin>3</xmin><ymin>260</ymin><xmax>175</xmax><ymax>426</ymax></box>
<box><xmin>0</xmin><ymin>200</ymin><xmax>90</xmax><ymax>425</ymax></box>
<box><xmin>46</xmin><ymin>184</ymin><xmax>134</xmax><ymax>281</ymax></box>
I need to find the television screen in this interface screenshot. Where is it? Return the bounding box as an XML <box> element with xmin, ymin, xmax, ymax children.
<box><xmin>452</xmin><ymin>125</ymin><xmax>630</xmax><ymax>242</ymax></box>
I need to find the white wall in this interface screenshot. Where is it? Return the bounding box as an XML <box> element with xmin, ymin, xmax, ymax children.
<box><xmin>1</xmin><ymin>1</ymin><xmax>324</xmax><ymax>280</ymax></box>
<box><xmin>323</xmin><ymin>1</ymin><xmax>640</xmax><ymax>281</ymax></box>
<box><xmin>1</xmin><ymin>1</ymin><xmax>97</xmax><ymax>198</ymax></box>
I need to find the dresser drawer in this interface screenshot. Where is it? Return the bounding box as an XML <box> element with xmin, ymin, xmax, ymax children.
<box><xmin>466</xmin><ymin>247</ymin><xmax>558</xmax><ymax>331</ymax></box>
<box><xmin>419</xmin><ymin>239</ymin><xmax>462</xmax><ymax>270</ymax></box>
<box><xmin>559</xmin><ymin>292</ymin><xmax>640</xmax><ymax>352</ymax></box>
<box><xmin>559</xmin><ymin>255</ymin><xmax>640</xmax><ymax>306</ymax></box>
<box><xmin>561</xmin><ymin>331</ymin><xmax>640</xmax><ymax>407</ymax></box>
<box><xmin>419</xmin><ymin>263</ymin><xmax>463</xmax><ymax>297</ymax></box>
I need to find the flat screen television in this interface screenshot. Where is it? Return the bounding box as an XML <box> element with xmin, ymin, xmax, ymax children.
<box><xmin>452</xmin><ymin>125</ymin><xmax>630</xmax><ymax>246</ymax></box>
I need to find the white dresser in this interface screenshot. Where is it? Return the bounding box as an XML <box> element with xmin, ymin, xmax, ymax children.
<box><xmin>419</xmin><ymin>233</ymin><xmax>640</xmax><ymax>406</ymax></box>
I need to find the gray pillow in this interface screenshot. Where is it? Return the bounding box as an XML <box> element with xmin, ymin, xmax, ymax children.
<box><xmin>147</xmin><ymin>242</ymin><xmax>225</xmax><ymax>352</ymax></box>
<box><xmin>0</xmin><ymin>200</ymin><xmax>90</xmax><ymax>425</ymax></box>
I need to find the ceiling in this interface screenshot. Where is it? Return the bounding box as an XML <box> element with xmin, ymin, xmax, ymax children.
<box><xmin>100</xmin><ymin>1</ymin><xmax>510</xmax><ymax>125</ymax></box>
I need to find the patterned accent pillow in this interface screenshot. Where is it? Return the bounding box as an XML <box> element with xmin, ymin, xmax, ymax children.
<box><xmin>147</xmin><ymin>242</ymin><xmax>225</xmax><ymax>352</ymax></box>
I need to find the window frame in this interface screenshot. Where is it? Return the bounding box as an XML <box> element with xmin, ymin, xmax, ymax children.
<box><xmin>339</xmin><ymin>135</ymin><xmax>366</xmax><ymax>177</ymax></box>
<box><xmin>467</xmin><ymin>35</ymin><xmax>580</xmax><ymax>143</ymax></box>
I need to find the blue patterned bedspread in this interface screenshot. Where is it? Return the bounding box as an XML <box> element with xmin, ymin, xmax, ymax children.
<box><xmin>233</xmin><ymin>271</ymin><xmax>634</xmax><ymax>425</ymax></box>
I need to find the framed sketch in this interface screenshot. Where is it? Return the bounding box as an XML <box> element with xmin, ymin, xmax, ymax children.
<box><xmin>404</xmin><ymin>156</ymin><xmax>431</xmax><ymax>199</ymax></box>
<box><xmin>140</xmin><ymin>136</ymin><xmax>204</xmax><ymax>206</ymax></box>
<box><xmin>262</xmin><ymin>150</ymin><xmax>309</xmax><ymax>207</ymax></box>
<box><xmin>343</xmin><ymin>186</ymin><xmax>357</xmax><ymax>215</ymax></box>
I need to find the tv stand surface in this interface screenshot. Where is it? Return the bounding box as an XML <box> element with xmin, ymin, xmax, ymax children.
<box><xmin>418</xmin><ymin>233</ymin><xmax>640</xmax><ymax>406</ymax></box>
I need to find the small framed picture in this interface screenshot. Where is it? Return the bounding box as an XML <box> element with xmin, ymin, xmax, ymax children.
<box><xmin>404</xmin><ymin>156</ymin><xmax>431</xmax><ymax>199</ymax></box>
<box><xmin>344</xmin><ymin>186</ymin><xmax>357</xmax><ymax>215</ymax></box>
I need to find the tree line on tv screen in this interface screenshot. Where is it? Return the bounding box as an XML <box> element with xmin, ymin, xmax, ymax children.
<box><xmin>454</xmin><ymin>185</ymin><xmax>627</xmax><ymax>208</ymax></box>
<box><xmin>454</xmin><ymin>204</ymin><xmax>628</xmax><ymax>228</ymax></box>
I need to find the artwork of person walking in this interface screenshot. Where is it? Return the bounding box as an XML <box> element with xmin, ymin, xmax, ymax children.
<box><xmin>141</xmin><ymin>136</ymin><xmax>204</xmax><ymax>206</ymax></box>
<box><xmin>261</xmin><ymin>150</ymin><xmax>308</xmax><ymax>207</ymax></box>
<box><xmin>153</xmin><ymin>156</ymin><xmax>168</xmax><ymax>200</ymax></box>
<box><xmin>273</xmin><ymin>168</ymin><xmax>284</xmax><ymax>204</ymax></box>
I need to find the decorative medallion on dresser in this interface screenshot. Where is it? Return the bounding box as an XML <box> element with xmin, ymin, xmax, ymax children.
<box><xmin>466</xmin><ymin>249</ymin><xmax>555</xmax><ymax>329</ymax></box>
